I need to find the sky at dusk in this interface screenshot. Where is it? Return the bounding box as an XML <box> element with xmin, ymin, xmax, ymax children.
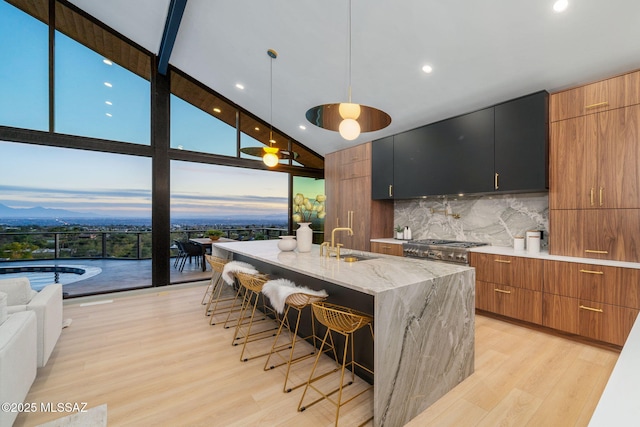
<box><xmin>0</xmin><ymin>1</ymin><xmax>311</xmax><ymax>221</ymax></box>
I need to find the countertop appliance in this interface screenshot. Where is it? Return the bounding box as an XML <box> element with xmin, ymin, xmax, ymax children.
<box><xmin>402</xmin><ymin>239</ymin><xmax>489</xmax><ymax>265</ymax></box>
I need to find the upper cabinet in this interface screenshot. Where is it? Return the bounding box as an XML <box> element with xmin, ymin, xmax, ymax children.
<box><xmin>494</xmin><ymin>91</ymin><xmax>549</xmax><ymax>192</ymax></box>
<box><xmin>371</xmin><ymin>136</ymin><xmax>394</xmax><ymax>200</ymax></box>
<box><xmin>550</xmin><ymin>104</ymin><xmax>640</xmax><ymax>210</ymax></box>
<box><xmin>549</xmin><ymin>70</ymin><xmax>640</xmax><ymax>122</ymax></box>
<box><xmin>372</xmin><ymin>91</ymin><xmax>549</xmax><ymax>199</ymax></box>
<box><xmin>393</xmin><ymin>107</ymin><xmax>495</xmax><ymax>198</ymax></box>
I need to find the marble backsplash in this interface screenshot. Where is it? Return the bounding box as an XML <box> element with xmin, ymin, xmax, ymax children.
<box><xmin>394</xmin><ymin>192</ymin><xmax>549</xmax><ymax>248</ymax></box>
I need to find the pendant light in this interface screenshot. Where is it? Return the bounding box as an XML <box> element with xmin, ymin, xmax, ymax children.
<box><xmin>305</xmin><ymin>0</ymin><xmax>391</xmax><ymax>140</ymax></box>
<box><xmin>240</xmin><ymin>49</ymin><xmax>298</xmax><ymax>167</ymax></box>
<box><xmin>263</xmin><ymin>49</ymin><xmax>279</xmax><ymax>166</ymax></box>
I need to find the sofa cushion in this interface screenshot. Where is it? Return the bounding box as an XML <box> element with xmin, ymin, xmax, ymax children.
<box><xmin>0</xmin><ymin>277</ymin><xmax>35</xmax><ymax>306</ymax></box>
<box><xmin>0</xmin><ymin>292</ymin><xmax>6</xmax><ymax>325</ymax></box>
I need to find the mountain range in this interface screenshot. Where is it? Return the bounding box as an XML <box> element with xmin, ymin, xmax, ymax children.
<box><xmin>0</xmin><ymin>203</ymin><xmax>102</xmax><ymax>219</ymax></box>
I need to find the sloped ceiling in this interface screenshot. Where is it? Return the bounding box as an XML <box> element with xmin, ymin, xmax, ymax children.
<box><xmin>69</xmin><ymin>0</ymin><xmax>640</xmax><ymax>156</ymax></box>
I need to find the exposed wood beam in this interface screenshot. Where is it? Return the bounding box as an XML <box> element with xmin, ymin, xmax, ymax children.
<box><xmin>158</xmin><ymin>0</ymin><xmax>187</xmax><ymax>75</ymax></box>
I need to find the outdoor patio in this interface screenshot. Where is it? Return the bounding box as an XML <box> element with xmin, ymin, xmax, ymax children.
<box><xmin>0</xmin><ymin>257</ymin><xmax>210</xmax><ymax>298</ymax></box>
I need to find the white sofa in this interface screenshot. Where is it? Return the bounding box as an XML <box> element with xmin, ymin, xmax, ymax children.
<box><xmin>0</xmin><ymin>291</ymin><xmax>38</xmax><ymax>427</ymax></box>
<box><xmin>0</xmin><ymin>277</ymin><xmax>63</xmax><ymax>367</ymax></box>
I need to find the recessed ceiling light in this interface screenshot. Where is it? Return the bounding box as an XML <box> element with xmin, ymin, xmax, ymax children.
<box><xmin>235</xmin><ymin>83</ymin><xmax>244</xmax><ymax>90</ymax></box>
<box><xmin>553</xmin><ymin>0</ymin><xmax>568</xmax><ymax>12</ymax></box>
<box><xmin>105</xmin><ymin>101</ymin><xmax>112</xmax><ymax>106</ymax></box>
<box><xmin>254</xmin><ymin>126</ymin><xmax>260</xmax><ymax>131</ymax></box>
<box><xmin>212</xmin><ymin>107</ymin><xmax>221</xmax><ymax>113</ymax></box>
<box><xmin>299</xmin><ymin>125</ymin><xmax>307</xmax><ymax>130</ymax></box>
<box><xmin>105</xmin><ymin>113</ymin><xmax>112</xmax><ymax>117</ymax></box>
<box><xmin>104</xmin><ymin>82</ymin><xmax>112</xmax><ymax>88</ymax></box>
<box><xmin>422</xmin><ymin>65</ymin><xmax>433</xmax><ymax>74</ymax></box>
<box><xmin>103</xmin><ymin>59</ymin><xmax>113</xmax><ymax>66</ymax></box>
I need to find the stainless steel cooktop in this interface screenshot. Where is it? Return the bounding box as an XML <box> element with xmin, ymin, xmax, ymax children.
<box><xmin>402</xmin><ymin>239</ymin><xmax>489</xmax><ymax>264</ymax></box>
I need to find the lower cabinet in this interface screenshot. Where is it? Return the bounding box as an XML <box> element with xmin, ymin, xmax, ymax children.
<box><xmin>471</xmin><ymin>253</ymin><xmax>640</xmax><ymax>347</ymax></box>
<box><xmin>476</xmin><ymin>280</ymin><xmax>542</xmax><ymax>324</ymax></box>
<box><xmin>370</xmin><ymin>241</ymin><xmax>404</xmax><ymax>256</ymax></box>
<box><xmin>543</xmin><ymin>259</ymin><xmax>640</xmax><ymax>346</ymax></box>
<box><xmin>543</xmin><ymin>294</ymin><xmax>638</xmax><ymax>346</ymax></box>
<box><xmin>470</xmin><ymin>253</ymin><xmax>543</xmax><ymax>324</ymax></box>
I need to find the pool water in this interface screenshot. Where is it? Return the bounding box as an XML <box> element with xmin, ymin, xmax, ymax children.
<box><xmin>0</xmin><ymin>265</ymin><xmax>102</xmax><ymax>291</ymax></box>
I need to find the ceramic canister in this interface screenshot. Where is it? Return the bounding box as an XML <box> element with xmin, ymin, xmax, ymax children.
<box><xmin>526</xmin><ymin>230</ymin><xmax>541</xmax><ymax>254</ymax></box>
<box><xmin>513</xmin><ymin>236</ymin><xmax>525</xmax><ymax>251</ymax></box>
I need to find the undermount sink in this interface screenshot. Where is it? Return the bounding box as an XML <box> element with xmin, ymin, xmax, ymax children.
<box><xmin>341</xmin><ymin>254</ymin><xmax>378</xmax><ymax>262</ymax></box>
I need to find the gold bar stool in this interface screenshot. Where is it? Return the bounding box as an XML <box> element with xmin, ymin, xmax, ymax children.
<box><xmin>219</xmin><ymin>261</ymin><xmax>258</xmax><ymax>330</ymax></box>
<box><xmin>261</xmin><ymin>279</ymin><xmax>329</xmax><ymax>393</ymax></box>
<box><xmin>232</xmin><ymin>271</ymin><xmax>279</xmax><ymax>362</ymax></box>
<box><xmin>298</xmin><ymin>302</ymin><xmax>374</xmax><ymax>427</ymax></box>
<box><xmin>202</xmin><ymin>254</ymin><xmax>235</xmax><ymax>324</ymax></box>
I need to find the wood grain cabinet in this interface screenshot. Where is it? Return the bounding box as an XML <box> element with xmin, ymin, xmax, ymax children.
<box><xmin>543</xmin><ymin>260</ymin><xmax>640</xmax><ymax>346</ymax></box>
<box><xmin>550</xmin><ymin>104</ymin><xmax>640</xmax><ymax>210</ymax></box>
<box><xmin>324</xmin><ymin>142</ymin><xmax>393</xmax><ymax>252</ymax></box>
<box><xmin>469</xmin><ymin>253</ymin><xmax>543</xmax><ymax>324</ymax></box>
<box><xmin>549</xmin><ymin>70</ymin><xmax>640</xmax><ymax>122</ymax></box>
<box><xmin>550</xmin><ymin>209</ymin><xmax>640</xmax><ymax>262</ymax></box>
<box><xmin>549</xmin><ymin>69</ymin><xmax>640</xmax><ymax>263</ymax></box>
<box><xmin>370</xmin><ymin>241</ymin><xmax>404</xmax><ymax>256</ymax></box>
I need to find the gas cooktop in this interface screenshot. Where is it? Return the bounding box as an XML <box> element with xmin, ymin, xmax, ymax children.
<box><xmin>403</xmin><ymin>239</ymin><xmax>489</xmax><ymax>264</ymax></box>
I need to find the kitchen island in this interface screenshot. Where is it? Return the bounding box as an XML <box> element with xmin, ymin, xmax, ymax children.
<box><xmin>214</xmin><ymin>240</ymin><xmax>475</xmax><ymax>427</ymax></box>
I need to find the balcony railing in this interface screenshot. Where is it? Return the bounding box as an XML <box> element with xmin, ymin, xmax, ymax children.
<box><xmin>0</xmin><ymin>228</ymin><xmax>290</xmax><ymax>261</ymax></box>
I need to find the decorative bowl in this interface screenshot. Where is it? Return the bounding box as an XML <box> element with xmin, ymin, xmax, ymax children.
<box><xmin>277</xmin><ymin>236</ymin><xmax>297</xmax><ymax>251</ymax></box>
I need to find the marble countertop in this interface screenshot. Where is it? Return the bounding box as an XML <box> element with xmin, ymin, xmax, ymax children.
<box><xmin>469</xmin><ymin>245</ymin><xmax>640</xmax><ymax>270</ymax></box>
<box><xmin>370</xmin><ymin>238</ymin><xmax>406</xmax><ymax>245</ymax></box>
<box><xmin>213</xmin><ymin>240</ymin><xmax>472</xmax><ymax>296</ymax></box>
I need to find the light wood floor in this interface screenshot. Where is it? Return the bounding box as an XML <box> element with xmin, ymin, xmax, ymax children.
<box><xmin>15</xmin><ymin>284</ymin><xmax>619</xmax><ymax>427</ymax></box>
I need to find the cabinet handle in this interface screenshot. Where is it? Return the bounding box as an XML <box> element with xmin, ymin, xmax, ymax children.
<box><xmin>579</xmin><ymin>269</ymin><xmax>604</xmax><ymax>275</ymax></box>
<box><xmin>494</xmin><ymin>259</ymin><xmax>511</xmax><ymax>264</ymax></box>
<box><xmin>579</xmin><ymin>304</ymin><xmax>603</xmax><ymax>313</ymax></box>
<box><xmin>389</xmin><ymin>185</ymin><xmax>393</xmax><ymax>197</ymax></box>
<box><xmin>585</xmin><ymin>101</ymin><xmax>609</xmax><ymax>109</ymax></box>
<box><xmin>494</xmin><ymin>173</ymin><xmax>499</xmax><ymax>190</ymax></box>
<box><xmin>599</xmin><ymin>187</ymin><xmax>604</xmax><ymax>206</ymax></box>
<box><xmin>494</xmin><ymin>288</ymin><xmax>511</xmax><ymax>294</ymax></box>
<box><xmin>590</xmin><ymin>188</ymin><xmax>595</xmax><ymax>206</ymax></box>
<box><xmin>348</xmin><ymin>210</ymin><xmax>354</xmax><ymax>230</ymax></box>
<box><xmin>585</xmin><ymin>249</ymin><xmax>609</xmax><ymax>254</ymax></box>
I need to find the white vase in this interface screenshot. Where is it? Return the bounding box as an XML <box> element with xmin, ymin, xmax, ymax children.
<box><xmin>277</xmin><ymin>236</ymin><xmax>297</xmax><ymax>251</ymax></box>
<box><xmin>296</xmin><ymin>222</ymin><xmax>313</xmax><ymax>253</ymax></box>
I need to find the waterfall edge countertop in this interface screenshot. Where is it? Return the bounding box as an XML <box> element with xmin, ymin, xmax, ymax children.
<box><xmin>213</xmin><ymin>239</ymin><xmax>476</xmax><ymax>427</ymax></box>
<box><xmin>212</xmin><ymin>239</ymin><xmax>473</xmax><ymax>295</ymax></box>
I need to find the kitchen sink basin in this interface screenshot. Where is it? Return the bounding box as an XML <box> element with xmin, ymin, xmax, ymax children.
<box><xmin>341</xmin><ymin>254</ymin><xmax>378</xmax><ymax>262</ymax></box>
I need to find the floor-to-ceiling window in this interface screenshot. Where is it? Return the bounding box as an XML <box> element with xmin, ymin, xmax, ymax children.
<box><xmin>0</xmin><ymin>0</ymin><xmax>48</xmax><ymax>131</ymax></box>
<box><xmin>0</xmin><ymin>0</ymin><xmax>324</xmax><ymax>296</ymax></box>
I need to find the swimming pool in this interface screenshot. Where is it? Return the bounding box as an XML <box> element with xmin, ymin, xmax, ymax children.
<box><xmin>0</xmin><ymin>265</ymin><xmax>102</xmax><ymax>291</ymax></box>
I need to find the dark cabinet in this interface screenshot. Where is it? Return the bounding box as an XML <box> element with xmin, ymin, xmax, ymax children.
<box><xmin>372</xmin><ymin>91</ymin><xmax>548</xmax><ymax>199</ymax></box>
<box><xmin>393</xmin><ymin>107</ymin><xmax>494</xmax><ymax>198</ymax></box>
<box><xmin>371</xmin><ymin>136</ymin><xmax>394</xmax><ymax>200</ymax></box>
<box><xmin>494</xmin><ymin>91</ymin><xmax>548</xmax><ymax>192</ymax></box>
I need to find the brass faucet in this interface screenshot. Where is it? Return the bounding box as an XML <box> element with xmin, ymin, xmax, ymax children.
<box><xmin>320</xmin><ymin>227</ymin><xmax>353</xmax><ymax>260</ymax></box>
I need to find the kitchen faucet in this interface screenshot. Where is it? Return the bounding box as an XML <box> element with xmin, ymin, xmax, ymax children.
<box><xmin>320</xmin><ymin>227</ymin><xmax>353</xmax><ymax>260</ymax></box>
